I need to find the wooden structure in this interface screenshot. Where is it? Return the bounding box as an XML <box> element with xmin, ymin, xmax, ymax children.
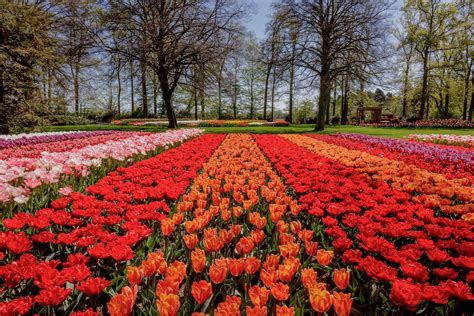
<box><xmin>356</xmin><ymin>106</ymin><xmax>382</xmax><ymax>123</ymax></box>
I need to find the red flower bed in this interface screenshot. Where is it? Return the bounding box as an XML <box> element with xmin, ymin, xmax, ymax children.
<box><xmin>0</xmin><ymin>134</ymin><xmax>224</xmax><ymax>315</ymax></box>
<box><xmin>255</xmin><ymin>135</ymin><xmax>473</xmax><ymax>313</ymax></box>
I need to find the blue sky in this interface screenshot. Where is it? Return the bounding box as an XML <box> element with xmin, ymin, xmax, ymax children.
<box><xmin>247</xmin><ymin>0</ymin><xmax>404</xmax><ymax>39</ymax></box>
<box><xmin>247</xmin><ymin>0</ymin><xmax>274</xmax><ymax>38</ymax></box>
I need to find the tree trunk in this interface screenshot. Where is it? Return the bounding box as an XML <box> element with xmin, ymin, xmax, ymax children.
<box><xmin>263</xmin><ymin>63</ymin><xmax>271</xmax><ymax>120</ymax></box>
<box><xmin>402</xmin><ymin>59</ymin><xmax>411</xmax><ymax>118</ymax></box>
<box><xmin>462</xmin><ymin>61</ymin><xmax>472</xmax><ymax>120</ymax></box>
<box><xmin>140</xmin><ymin>59</ymin><xmax>148</xmax><ymax>116</ymax></box>
<box><xmin>332</xmin><ymin>84</ymin><xmax>336</xmax><ymax>117</ymax></box>
<box><xmin>469</xmin><ymin>69</ymin><xmax>474</xmax><ymax>121</ymax></box>
<box><xmin>233</xmin><ymin>76</ymin><xmax>238</xmax><ymax>119</ymax></box>
<box><xmin>341</xmin><ymin>77</ymin><xmax>349</xmax><ymax>125</ymax></box>
<box><xmin>325</xmin><ymin>88</ymin><xmax>330</xmax><ymax>125</ymax></box>
<box><xmin>47</xmin><ymin>68</ymin><xmax>52</xmax><ymax>108</ymax></box>
<box><xmin>217</xmin><ymin>75</ymin><xmax>222</xmax><ymax>120</ymax></box>
<box><xmin>163</xmin><ymin>91</ymin><xmax>177</xmax><ymax>128</ymax></box>
<box><xmin>74</xmin><ymin>59</ymin><xmax>80</xmax><ymax>114</ymax></box>
<box><xmin>152</xmin><ymin>74</ymin><xmax>158</xmax><ymax>116</ymax></box>
<box><xmin>117</xmin><ymin>57</ymin><xmax>122</xmax><ymax>114</ymax></box>
<box><xmin>443</xmin><ymin>87</ymin><xmax>449</xmax><ymax>119</ymax></box>
<box><xmin>315</xmin><ymin>66</ymin><xmax>331</xmax><ymax>131</ymax></box>
<box><xmin>271</xmin><ymin>72</ymin><xmax>276</xmax><ymax>121</ymax></box>
<box><xmin>250</xmin><ymin>75</ymin><xmax>254</xmax><ymax>119</ymax></box>
<box><xmin>200</xmin><ymin>89</ymin><xmax>205</xmax><ymax>120</ymax></box>
<box><xmin>194</xmin><ymin>86</ymin><xmax>198</xmax><ymax>120</ymax></box>
<box><xmin>418</xmin><ymin>51</ymin><xmax>429</xmax><ymax>120</ymax></box>
<box><xmin>289</xmin><ymin>61</ymin><xmax>295</xmax><ymax>123</ymax></box>
<box><xmin>130</xmin><ymin>58</ymin><xmax>135</xmax><ymax>112</ymax></box>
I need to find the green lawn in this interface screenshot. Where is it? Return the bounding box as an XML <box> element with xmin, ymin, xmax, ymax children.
<box><xmin>41</xmin><ymin>124</ymin><xmax>474</xmax><ymax>138</ymax></box>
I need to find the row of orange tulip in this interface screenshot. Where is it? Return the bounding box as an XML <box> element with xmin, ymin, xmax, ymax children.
<box><xmin>282</xmin><ymin>135</ymin><xmax>474</xmax><ymax>221</ymax></box>
<box><xmin>106</xmin><ymin>134</ymin><xmax>353</xmax><ymax>315</ymax></box>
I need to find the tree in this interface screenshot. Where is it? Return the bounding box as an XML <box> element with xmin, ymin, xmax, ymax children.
<box><xmin>403</xmin><ymin>0</ymin><xmax>458</xmax><ymax>120</ymax></box>
<box><xmin>290</xmin><ymin>0</ymin><xmax>392</xmax><ymax>131</ymax></box>
<box><xmin>101</xmin><ymin>0</ymin><xmax>246</xmax><ymax>128</ymax></box>
<box><xmin>0</xmin><ymin>1</ymin><xmax>56</xmax><ymax>134</ymax></box>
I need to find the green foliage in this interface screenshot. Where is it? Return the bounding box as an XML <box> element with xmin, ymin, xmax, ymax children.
<box><xmin>0</xmin><ymin>1</ymin><xmax>56</xmax><ymax>133</ymax></box>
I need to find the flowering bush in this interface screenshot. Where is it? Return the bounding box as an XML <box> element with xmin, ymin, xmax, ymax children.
<box><xmin>408</xmin><ymin>134</ymin><xmax>474</xmax><ymax>148</ymax></box>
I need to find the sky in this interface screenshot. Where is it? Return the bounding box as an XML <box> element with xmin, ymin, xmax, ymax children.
<box><xmin>247</xmin><ymin>0</ymin><xmax>274</xmax><ymax>39</ymax></box>
<box><xmin>246</xmin><ymin>0</ymin><xmax>404</xmax><ymax>39</ymax></box>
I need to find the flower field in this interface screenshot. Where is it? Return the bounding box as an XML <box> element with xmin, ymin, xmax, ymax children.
<box><xmin>0</xmin><ymin>132</ymin><xmax>473</xmax><ymax>315</ymax></box>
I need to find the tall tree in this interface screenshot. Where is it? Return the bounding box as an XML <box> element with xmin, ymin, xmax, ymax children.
<box><xmin>101</xmin><ymin>0</ymin><xmax>246</xmax><ymax>128</ymax></box>
<box><xmin>290</xmin><ymin>0</ymin><xmax>392</xmax><ymax>131</ymax></box>
<box><xmin>403</xmin><ymin>0</ymin><xmax>458</xmax><ymax>120</ymax></box>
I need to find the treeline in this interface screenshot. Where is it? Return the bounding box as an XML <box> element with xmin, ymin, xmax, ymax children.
<box><xmin>0</xmin><ymin>0</ymin><xmax>472</xmax><ymax>132</ymax></box>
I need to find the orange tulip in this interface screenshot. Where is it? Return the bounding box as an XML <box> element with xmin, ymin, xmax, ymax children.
<box><xmin>156</xmin><ymin>279</ymin><xmax>180</xmax><ymax>296</ymax></box>
<box><xmin>279</xmin><ymin>232</ymin><xmax>293</xmax><ymax>245</ymax></box>
<box><xmin>260</xmin><ymin>267</ymin><xmax>278</xmax><ymax>287</ymax></box>
<box><xmin>215</xmin><ymin>295</ymin><xmax>241</xmax><ymax>315</ymax></box>
<box><xmin>244</xmin><ymin>257</ymin><xmax>261</xmax><ymax>275</ymax></box>
<box><xmin>309</xmin><ymin>287</ymin><xmax>332</xmax><ymax>313</ymax></box>
<box><xmin>263</xmin><ymin>254</ymin><xmax>280</xmax><ymax>270</ymax></box>
<box><xmin>191</xmin><ymin>249</ymin><xmax>206</xmax><ymax>273</ymax></box>
<box><xmin>234</xmin><ymin>205</ymin><xmax>244</xmax><ymax>216</ymax></box>
<box><xmin>209</xmin><ymin>261</ymin><xmax>228</xmax><ymax>284</ymax></box>
<box><xmin>316</xmin><ymin>249</ymin><xmax>334</xmax><ymax>266</ymax></box>
<box><xmin>250</xmin><ymin>229</ymin><xmax>265</xmax><ymax>244</ymax></box>
<box><xmin>276</xmin><ymin>220</ymin><xmax>289</xmax><ymax>233</ymax></box>
<box><xmin>231</xmin><ymin>225</ymin><xmax>242</xmax><ymax>237</ymax></box>
<box><xmin>248</xmin><ymin>285</ymin><xmax>269</xmax><ymax>306</ymax></box>
<box><xmin>271</xmin><ymin>282</ymin><xmax>290</xmax><ymax>301</ymax></box>
<box><xmin>279</xmin><ymin>242</ymin><xmax>300</xmax><ymax>258</ymax></box>
<box><xmin>127</xmin><ymin>266</ymin><xmax>144</xmax><ymax>286</ymax></box>
<box><xmin>191</xmin><ymin>280</ymin><xmax>212</xmax><ymax>304</ymax></box>
<box><xmin>183</xmin><ymin>234</ymin><xmax>198</xmax><ymax>250</ymax></box>
<box><xmin>333</xmin><ymin>269</ymin><xmax>350</xmax><ymax>290</ymax></box>
<box><xmin>301</xmin><ymin>268</ymin><xmax>317</xmax><ymax>289</ymax></box>
<box><xmin>107</xmin><ymin>285</ymin><xmax>137</xmax><ymax>316</ymax></box>
<box><xmin>298</xmin><ymin>229</ymin><xmax>314</xmax><ymax>242</ymax></box>
<box><xmin>227</xmin><ymin>258</ymin><xmax>244</xmax><ymax>277</ymax></box>
<box><xmin>172</xmin><ymin>213</ymin><xmax>184</xmax><ymax>225</ymax></box>
<box><xmin>305</xmin><ymin>241</ymin><xmax>318</xmax><ymax>256</ymax></box>
<box><xmin>145</xmin><ymin>251</ymin><xmax>167</xmax><ymax>275</ymax></box>
<box><xmin>219</xmin><ymin>229</ymin><xmax>234</xmax><ymax>244</ymax></box>
<box><xmin>276</xmin><ymin>305</ymin><xmax>295</xmax><ymax>316</ymax></box>
<box><xmin>185</xmin><ymin>220</ymin><xmax>198</xmax><ymax>234</ymax></box>
<box><xmin>156</xmin><ymin>293</ymin><xmax>180</xmax><ymax>316</ymax></box>
<box><xmin>246</xmin><ymin>305</ymin><xmax>267</xmax><ymax>316</ymax></box>
<box><xmin>203</xmin><ymin>234</ymin><xmax>224</xmax><ymax>253</ymax></box>
<box><xmin>236</xmin><ymin>236</ymin><xmax>254</xmax><ymax>255</ymax></box>
<box><xmin>221</xmin><ymin>208</ymin><xmax>231</xmax><ymax>221</ymax></box>
<box><xmin>278</xmin><ymin>264</ymin><xmax>295</xmax><ymax>283</ymax></box>
<box><xmin>165</xmin><ymin>261</ymin><xmax>186</xmax><ymax>284</ymax></box>
<box><xmin>333</xmin><ymin>292</ymin><xmax>353</xmax><ymax>316</ymax></box>
<box><xmin>290</xmin><ymin>220</ymin><xmax>302</xmax><ymax>233</ymax></box>
<box><xmin>161</xmin><ymin>218</ymin><xmax>175</xmax><ymax>237</ymax></box>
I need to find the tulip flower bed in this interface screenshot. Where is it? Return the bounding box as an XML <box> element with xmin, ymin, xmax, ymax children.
<box><xmin>408</xmin><ymin>134</ymin><xmax>474</xmax><ymax>148</ymax></box>
<box><xmin>1</xmin><ymin>132</ymin><xmax>473</xmax><ymax>315</ymax></box>
<box><xmin>0</xmin><ymin>134</ymin><xmax>224</xmax><ymax>315</ymax></box>
<box><xmin>256</xmin><ymin>134</ymin><xmax>473</xmax><ymax>314</ymax></box>
<box><xmin>0</xmin><ymin>129</ymin><xmax>202</xmax><ymax>214</ymax></box>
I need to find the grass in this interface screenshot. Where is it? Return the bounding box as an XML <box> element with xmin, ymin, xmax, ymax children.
<box><xmin>41</xmin><ymin>124</ymin><xmax>474</xmax><ymax>138</ymax></box>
